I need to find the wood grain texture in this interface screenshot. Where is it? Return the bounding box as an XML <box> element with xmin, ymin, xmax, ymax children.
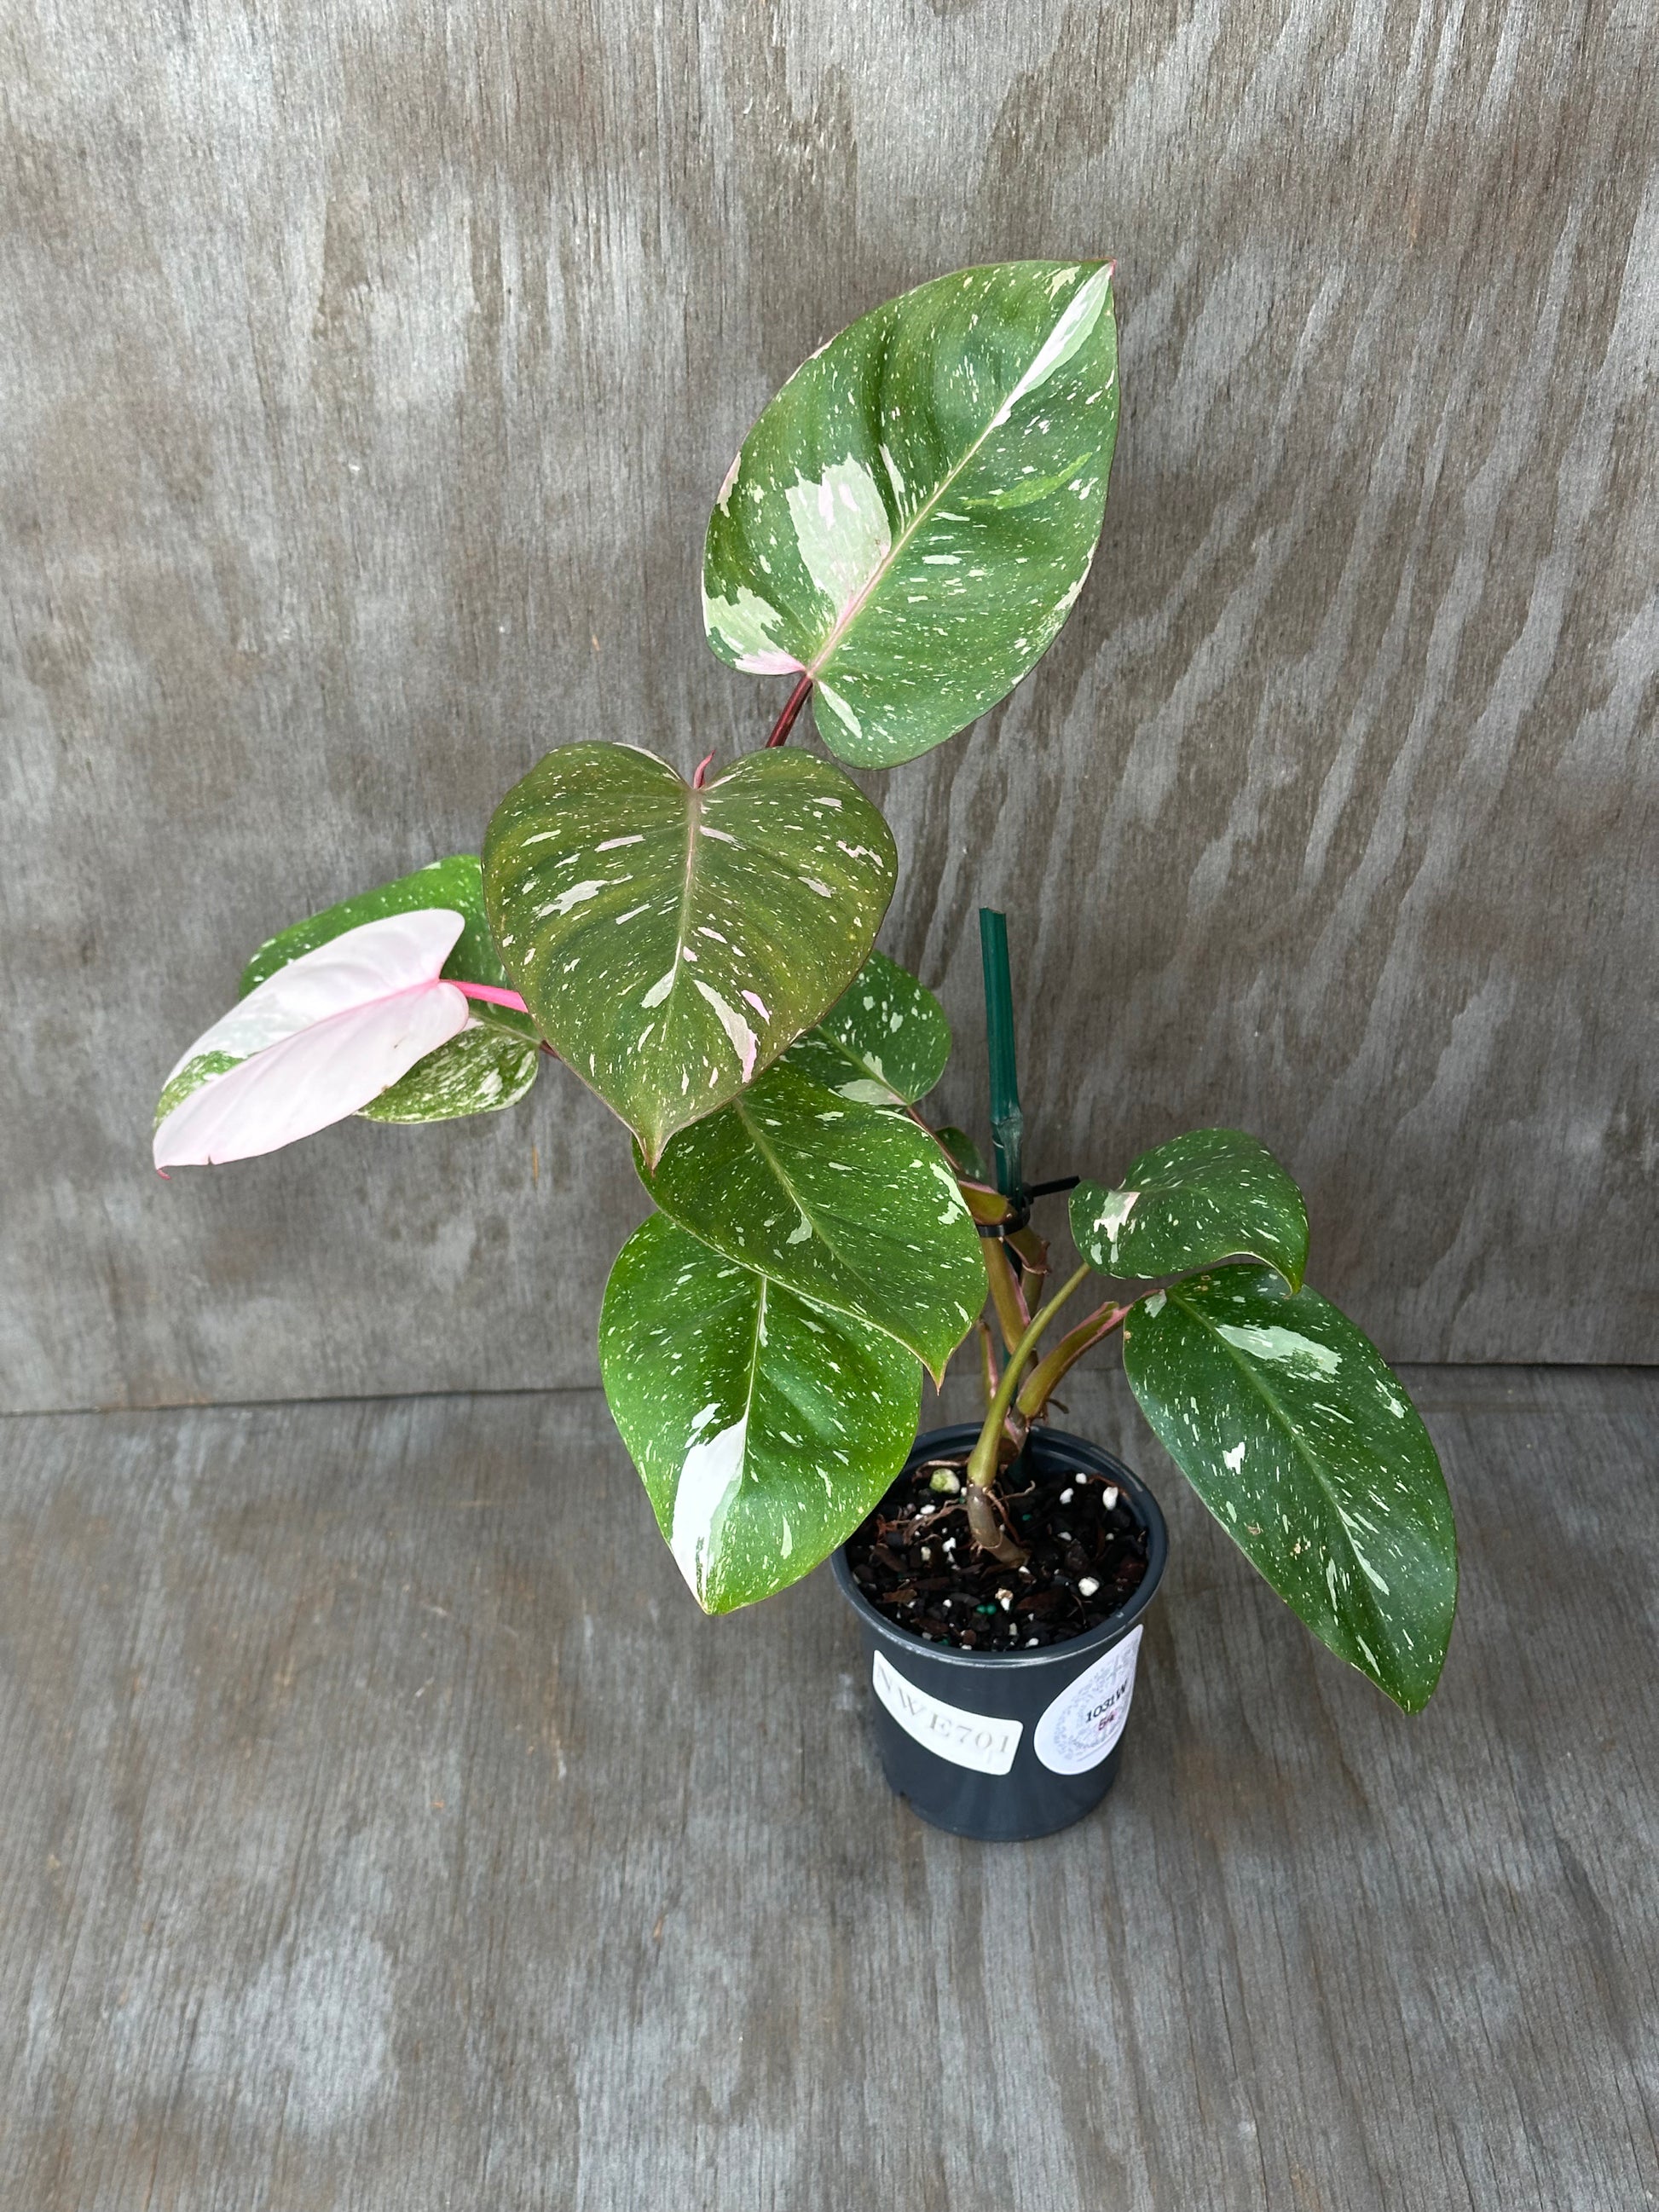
<box><xmin>1</xmin><ymin>1370</ymin><xmax>1655</xmax><ymax>2209</ymax></box>
<box><xmin>2</xmin><ymin>0</ymin><xmax>1655</xmax><ymax>1410</ymax></box>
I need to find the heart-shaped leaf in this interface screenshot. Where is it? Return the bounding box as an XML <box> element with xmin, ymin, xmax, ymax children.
<box><xmin>483</xmin><ymin>742</ymin><xmax>896</xmax><ymax>1162</ymax></box>
<box><xmin>1072</xmin><ymin>1129</ymin><xmax>1309</xmax><ymax>1289</ymax></box>
<box><xmin>782</xmin><ymin>947</ymin><xmax>950</xmax><ymax>1106</ymax></box>
<box><xmin>154</xmin><ymin>910</ymin><xmax>473</xmax><ymax>1165</ymax></box>
<box><xmin>600</xmin><ymin>1213</ymin><xmax>921</xmax><ymax>1613</ymax></box>
<box><xmin>637</xmin><ymin>1060</ymin><xmax>983</xmax><ymax>1379</ymax></box>
<box><xmin>240</xmin><ymin>855</ymin><xmax>541</xmax><ymax>1124</ymax></box>
<box><xmin>1122</xmin><ymin>1268</ymin><xmax>1457</xmax><ymax>1712</ymax></box>
<box><xmin>704</xmin><ymin>259</ymin><xmax>1119</xmax><ymax>766</ymax></box>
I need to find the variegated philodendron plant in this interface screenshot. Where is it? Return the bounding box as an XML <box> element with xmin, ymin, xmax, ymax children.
<box><xmin>154</xmin><ymin>262</ymin><xmax>1457</xmax><ymax>1712</ymax></box>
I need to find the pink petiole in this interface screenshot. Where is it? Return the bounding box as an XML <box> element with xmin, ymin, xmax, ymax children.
<box><xmin>457</xmin><ymin>980</ymin><xmax>531</xmax><ymax>1014</ymax></box>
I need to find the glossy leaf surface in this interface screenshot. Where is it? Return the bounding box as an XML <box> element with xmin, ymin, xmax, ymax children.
<box><xmin>1072</xmin><ymin>1128</ymin><xmax>1308</xmax><ymax>1289</ymax></box>
<box><xmin>484</xmin><ymin>742</ymin><xmax>895</xmax><ymax>1161</ymax></box>
<box><xmin>638</xmin><ymin>1060</ymin><xmax>983</xmax><ymax>1379</ymax></box>
<box><xmin>704</xmin><ymin>260</ymin><xmax>1119</xmax><ymax>766</ymax></box>
<box><xmin>782</xmin><ymin>947</ymin><xmax>950</xmax><ymax>1106</ymax></box>
<box><xmin>240</xmin><ymin>855</ymin><xmax>540</xmax><ymax>1124</ymax></box>
<box><xmin>600</xmin><ymin>1214</ymin><xmax>920</xmax><ymax>1613</ymax></box>
<box><xmin>1122</xmin><ymin>1268</ymin><xmax>1457</xmax><ymax>1711</ymax></box>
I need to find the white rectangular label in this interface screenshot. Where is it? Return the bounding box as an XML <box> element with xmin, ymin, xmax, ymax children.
<box><xmin>870</xmin><ymin>1650</ymin><xmax>1023</xmax><ymax>1776</ymax></box>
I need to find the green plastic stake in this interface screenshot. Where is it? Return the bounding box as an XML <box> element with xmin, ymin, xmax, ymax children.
<box><xmin>979</xmin><ymin>909</ymin><xmax>1025</xmax><ymax>1201</ymax></box>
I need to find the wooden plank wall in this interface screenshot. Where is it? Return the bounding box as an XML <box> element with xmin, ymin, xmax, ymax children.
<box><xmin>2</xmin><ymin>0</ymin><xmax>1654</xmax><ymax>1412</ymax></box>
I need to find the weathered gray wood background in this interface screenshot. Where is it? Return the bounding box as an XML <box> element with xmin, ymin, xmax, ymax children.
<box><xmin>3</xmin><ymin>1368</ymin><xmax>1655</xmax><ymax>2207</ymax></box>
<box><xmin>3</xmin><ymin>0</ymin><xmax>1654</xmax><ymax>1412</ymax></box>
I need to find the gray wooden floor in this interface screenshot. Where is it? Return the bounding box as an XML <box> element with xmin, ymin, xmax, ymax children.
<box><xmin>1</xmin><ymin>1368</ymin><xmax>1653</xmax><ymax>2210</ymax></box>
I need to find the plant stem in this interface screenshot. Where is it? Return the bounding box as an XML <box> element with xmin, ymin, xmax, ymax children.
<box><xmin>765</xmin><ymin>673</ymin><xmax>813</xmax><ymax>746</ymax></box>
<box><xmin>905</xmin><ymin>1102</ymin><xmax>968</xmax><ymax>1168</ymax></box>
<box><xmin>966</xmin><ymin>1262</ymin><xmax>1093</xmax><ymax>1494</ymax></box>
<box><xmin>1015</xmin><ymin>1298</ymin><xmax>1130</xmax><ymax>1422</ymax></box>
<box><xmin>976</xmin><ymin>1319</ymin><xmax>998</xmax><ymax>1412</ymax></box>
<box><xmin>457</xmin><ymin>981</ymin><xmax>531</xmax><ymax>1014</ymax></box>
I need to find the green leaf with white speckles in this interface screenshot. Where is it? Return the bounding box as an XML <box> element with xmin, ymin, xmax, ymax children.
<box><xmin>600</xmin><ymin>1213</ymin><xmax>921</xmax><ymax>1614</ymax></box>
<box><xmin>1072</xmin><ymin>1129</ymin><xmax>1308</xmax><ymax>1289</ymax></box>
<box><xmin>483</xmin><ymin>742</ymin><xmax>896</xmax><ymax>1163</ymax></box>
<box><xmin>235</xmin><ymin>854</ymin><xmax>540</xmax><ymax>1126</ymax></box>
<box><xmin>782</xmin><ymin>947</ymin><xmax>950</xmax><ymax>1106</ymax></box>
<box><xmin>637</xmin><ymin>1060</ymin><xmax>983</xmax><ymax>1380</ymax></box>
<box><xmin>704</xmin><ymin>260</ymin><xmax>1119</xmax><ymax>767</ymax></box>
<box><xmin>360</xmin><ymin>1024</ymin><xmax>540</xmax><ymax>1122</ymax></box>
<box><xmin>1122</xmin><ymin>1268</ymin><xmax>1457</xmax><ymax>1712</ymax></box>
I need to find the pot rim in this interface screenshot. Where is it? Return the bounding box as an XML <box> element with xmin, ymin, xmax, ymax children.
<box><xmin>830</xmin><ymin>1421</ymin><xmax>1168</xmax><ymax>1673</ymax></box>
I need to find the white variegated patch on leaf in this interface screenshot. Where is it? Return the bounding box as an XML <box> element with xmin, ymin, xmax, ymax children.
<box><xmin>704</xmin><ymin>259</ymin><xmax>1119</xmax><ymax>767</ymax></box>
<box><xmin>483</xmin><ymin>741</ymin><xmax>897</xmax><ymax>1163</ymax></box>
<box><xmin>782</xmin><ymin>947</ymin><xmax>950</xmax><ymax>1106</ymax></box>
<box><xmin>153</xmin><ymin>910</ymin><xmax>473</xmax><ymax>1166</ymax></box>
<box><xmin>600</xmin><ymin>1213</ymin><xmax>921</xmax><ymax>1613</ymax></box>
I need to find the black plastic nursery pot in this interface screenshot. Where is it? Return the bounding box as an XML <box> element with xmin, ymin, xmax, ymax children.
<box><xmin>832</xmin><ymin>1424</ymin><xmax>1168</xmax><ymax>1842</ymax></box>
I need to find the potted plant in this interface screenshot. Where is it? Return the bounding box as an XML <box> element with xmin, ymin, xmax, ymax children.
<box><xmin>152</xmin><ymin>259</ymin><xmax>1458</xmax><ymax>1842</ymax></box>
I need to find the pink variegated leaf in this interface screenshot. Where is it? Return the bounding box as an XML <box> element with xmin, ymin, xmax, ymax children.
<box><xmin>153</xmin><ymin>910</ymin><xmax>471</xmax><ymax>1167</ymax></box>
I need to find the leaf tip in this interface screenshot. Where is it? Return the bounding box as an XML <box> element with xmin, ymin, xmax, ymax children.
<box><xmin>1384</xmin><ymin>1666</ymin><xmax>1442</xmax><ymax>1717</ymax></box>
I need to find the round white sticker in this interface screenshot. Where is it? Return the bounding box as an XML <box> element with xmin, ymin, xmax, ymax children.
<box><xmin>1032</xmin><ymin>1625</ymin><xmax>1143</xmax><ymax>1776</ymax></box>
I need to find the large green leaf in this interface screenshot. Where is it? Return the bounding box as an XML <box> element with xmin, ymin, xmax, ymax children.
<box><xmin>483</xmin><ymin>742</ymin><xmax>896</xmax><ymax>1162</ymax></box>
<box><xmin>1122</xmin><ymin>1268</ymin><xmax>1457</xmax><ymax>1712</ymax></box>
<box><xmin>781</xmin><ymin>947</ymin><xmax>950</xmax><ymax>1106</ymax></box>
<box><xmin>600</xmin><ymin>1213</ymin><xmax>921</xmax><ymax>1614</ymax></box>
<box><xmin>1072</xmin><ymin>1129</ymin><xmax>1308</xmax><ymax>1289</ymax></box>
<box><xmin>637</xmin><ymin>1060</ymin><xmax>983</xmax><ymax>1380</ymax></box>
<box><xmin>237</xmin><ymin>856</ymin><xmax>540</xmax><ymax>1125</ymax></box>
<box><xmin>704</xmin><ymin>259</ymin><xmax>1119</xmax><ymax>767</ymax></box>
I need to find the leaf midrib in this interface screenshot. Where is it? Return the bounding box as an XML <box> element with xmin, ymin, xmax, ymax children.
<box><xmin>1164</xmin><ymin>1279</ymin><xmax>1397</xmax><ymax>1649</ymax></box>
<box><xmin>662</xmin><ymin>777</ymin><xmax>707</xmax><ymax>1019</ymax></box>
<box><xmin>737</xmin><ymin>1273</ymin><xmax>768</xmax><ymax>1464</ymax></box>
<box><xmin>803</xmin><ymin>1030</ymin><xmax>905</xmax><ymax>1103</ymax></box>
<box><xmin>733</xmin><ymin>1094</ymin><xmax>867</xmax><ymax>1285</ymax></box>
<box><xmin>730</xmin><ymin>1093</ymin><xmax>947</xmax><ymax>1364</ymax></box>
<box><xmin>673</xmin><ymin>1267</ymin><xmax>771</xmax><ymax>1595</ymax></box>
<box><xmin>806</xmin><ymin>280</ymin><xmax>1106</xmax><ymax>683</ymax></box>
